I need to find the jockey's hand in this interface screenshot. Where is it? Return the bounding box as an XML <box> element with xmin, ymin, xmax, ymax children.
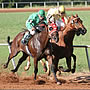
<box><xmin>32</xmin><ymin>27</ymin><xmax>35</xmax><ymax>31</ymax></box>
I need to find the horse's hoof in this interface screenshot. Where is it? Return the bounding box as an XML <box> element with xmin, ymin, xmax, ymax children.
<box><xmin>34</xmin><ymin>78</ymin><xmax>36</xmax><ymax>80</ymax></box>
<box><xmin>24</xmin><ymin>66</ymin><xmax>29</xmax><ymax>71</ymax></box>
<box><xmin>57</xmin><ymin>81</ymin><xmax>61</xmax><ymax>85</ymax></box>
<box><xmin>3</xmin><ymin>64</ymin><xmax>8</xmax><ymax>69</ymax></box>
<box><xmin>58</xmin><ymin>66</ymin><xmax>64</xmax><ymax>72</ymax></box>
<box><xmin>63</xmin><ymin>69</ymin><xmax>71</xmax><ymax>72</ymax></box>
<box><xmin>71</xmin><ymin>69</ymin><xmax>75</xmax><ymax>73</ymax></box>
<box><xmin>46</xmin><ymin>71</ymin><xmax>50</xmax><ymax>76</ymax></box>
<box><xmin>11</xmin><ymin>69</ymin><xmax>16</xmax><ymax>73</ymax></box>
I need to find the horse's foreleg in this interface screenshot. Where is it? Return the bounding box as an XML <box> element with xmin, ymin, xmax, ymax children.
<box><xmin>24</xmin><ymin>56</ymin><xmax>31</xmax><ymax>71</ymax></box>
<box><xmin>63</xmin><ymin>57</ymin><xmax>71</xmax><ymax>72</ymax></box>
<box><xmin>34</xmin><ymin>58</ymin><xmax>38</xmax><ymax>80</ymax></box>
<box><xmin>11</xmin><ymin>52</ymin><xmax>28</xmax><ymax>73</ymax></box>
<box><xmin>71</xmin><ymin>54</ymin><xmax>76</xmax><ymax>73</ymax></box>
<box><xmin>47</xmin><ymin>55</ymin><xmax>61</xmax><ymax>85</ymax></box>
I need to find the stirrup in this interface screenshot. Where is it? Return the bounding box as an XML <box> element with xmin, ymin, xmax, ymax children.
<box><xmin>21</xmin><ymin>38</ymin><xmax>27</xmax><ymax>45</ymax></box>
<box><xmin>21</xmin><ymin>33</ymin><xmax>32</xmax><ymax>45</ymax></box>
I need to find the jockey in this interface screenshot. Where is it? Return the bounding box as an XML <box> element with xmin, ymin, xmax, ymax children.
<box><xmin>46</xmin><ymin>5</ymin><xmax>68</xmax><ymax>30</ymax></box>
<box><xmin>59</xmin><ymin>5</ymin><xmax>68</xmax><ymax>25</ymax></box>
<box><xmin>21</xmin><ymin>9</ymin><xmax>47</xmax><ymax>44</ymax></box>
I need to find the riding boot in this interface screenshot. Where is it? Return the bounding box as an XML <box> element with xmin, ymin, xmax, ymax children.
<box><xmin>21</xmin><ymin>32</ymin><xmax>32</xmax><ymax>45</ymax></box>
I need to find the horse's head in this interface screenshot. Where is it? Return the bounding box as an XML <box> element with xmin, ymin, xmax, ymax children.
<box><xmin>48</xmin><ymin>23</ymin><xmax>59</xmax><ymax>43</ymax></box>
<box><xmin>49</xmin><ymin>31</ymin><xmax>59</xmax><ymax>43</ymax></box>
<box><xmin>68</xmin><ymin>14</ymin><xmax>87</xmax><ymax>36</ymax></box>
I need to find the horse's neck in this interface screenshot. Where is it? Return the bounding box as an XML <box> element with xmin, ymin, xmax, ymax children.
<box><xmin>65</xmin><ymin>26</ymin><xmax>75</xmax><ymax>41</ymax></box>
<box><xmin>40</xmin><ymin>29</ymin><xmax>49</xmax><ymax>47</ymax></box>
<box><xmin>58</xmin><ymin>25</ymin><xmax>75</xmax><ymax>47</ymax></box>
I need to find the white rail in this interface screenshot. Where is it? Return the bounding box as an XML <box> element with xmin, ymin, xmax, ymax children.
<box><xmin>0</xmin><ymin>1</ymin><xmax>90</xmax><ymax>8</ymax></box>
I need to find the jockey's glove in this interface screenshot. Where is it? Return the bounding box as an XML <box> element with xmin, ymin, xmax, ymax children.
<box><xmin>32</xmin><ymin>27</ymin><xmax>36</xmax><ymax>31</ymax></box>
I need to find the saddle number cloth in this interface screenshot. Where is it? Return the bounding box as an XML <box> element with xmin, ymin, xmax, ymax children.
<box><xmin>48</xmin><ymin>23</ymin><xmax>58</xmax><ymax>35</ymax></box>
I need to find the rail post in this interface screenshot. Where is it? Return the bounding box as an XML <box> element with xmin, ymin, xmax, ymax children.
<box><xmin>44</xmin><ymin>2</ymin><xmax>46</xmax><ymax>8</ymax></box>
<box><xmin>16</xmin><ymin>2</ymin><xmax>18</xmax><ymax>8</ymax></box>
<box><xmin>85</xmin><ymin>1</ymin><xmax>87</xmax><ymax>7</ymax></box>
<box><xmin>85</xmin><ymin>47</ymin><xmax>90</xmax><ymax>71</ymax></box>
<box><xmin>30</xmin><ymin>2</ymin><xmax>32</xmax><ymax>8</ymax></box>
<box><xmin>71</xmin><ymin>1</ymin><xmax>73</xmax><ymax>7</ymax></box>
<box><xmin>2</xmin><ymin>3</ymin><xmax>4</xmax><ymax>8</ymax></box>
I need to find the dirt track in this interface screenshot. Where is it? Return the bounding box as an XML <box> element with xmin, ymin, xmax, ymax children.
<box><xmin>0</xmin><ymin>72</ymin><xmax>90</xmax><ymax>89</ymax></box>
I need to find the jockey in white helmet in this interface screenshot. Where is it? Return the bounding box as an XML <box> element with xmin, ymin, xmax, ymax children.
<box><xmin>47</xmin><ymin>5</ymin><xmax>68</xmax><ymax>31</ymax></box>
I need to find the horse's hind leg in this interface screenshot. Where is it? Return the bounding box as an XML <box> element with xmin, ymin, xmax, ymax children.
<box><xmin>34</xmin><ymin>57</ymin><xmax>38</xmax><ymax>80</ymax></box>
<box><xmin>71</xmin><ymin>54</ymin><xmax>76</xmax><ymax>73</ymax></box>
<box><xmin>11</xmin><ymin>52</ymin><xmax>28</xmax><ymax>73</ymax></box>
<box><xmin>4</xmin><ymin>50</ymin><xmax>19</xmax><ymax>69</ymax></box>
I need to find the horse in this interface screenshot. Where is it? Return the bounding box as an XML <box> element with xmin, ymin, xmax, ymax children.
<box><xmin>3</xmin><ymin>23</ymin><xmax>54</xmax><ymax>81</ymax></box>
<box><xmin>46</xmin><ymin>14</ymin><xmax>87</xmax><ymax>84</ymax></box>
<box><xmin>23</xmin><ymin>14</ymin><xmax>87</xmax><ymax>84</ymax></box>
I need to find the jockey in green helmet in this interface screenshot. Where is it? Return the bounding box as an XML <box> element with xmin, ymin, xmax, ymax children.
<box><xmin>21</xmin><ymin>9</ymin><xmax>47</xmax><ymax>44</ymax></box>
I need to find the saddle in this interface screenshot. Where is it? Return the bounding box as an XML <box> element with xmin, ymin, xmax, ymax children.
<box><xmin>48</xmin><ymin>22</ymin><xmax>59</xmax><ymax>43</ymax></box>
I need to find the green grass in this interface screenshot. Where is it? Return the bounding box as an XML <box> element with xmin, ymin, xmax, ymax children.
<box><xmin>0</xmin><ymin>11</ymin><xmax>90</xmax><ymax>76</ymax></box>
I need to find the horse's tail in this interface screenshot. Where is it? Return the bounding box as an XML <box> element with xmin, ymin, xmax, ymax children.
<box><xmin>7</xmin><ymin>36</ymin><xmax>12</xmax><ymax>46</ymax></box>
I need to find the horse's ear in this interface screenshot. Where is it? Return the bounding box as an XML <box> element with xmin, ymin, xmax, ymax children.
<box><xmin>75</xmin><ymin>14</ymin><xmax>78</xmax><ymax>17</ymax></box>
<box><xmin>71</xmin><ymin>15</ymin><xmax>74</xmax><ymax>19</ymax></box>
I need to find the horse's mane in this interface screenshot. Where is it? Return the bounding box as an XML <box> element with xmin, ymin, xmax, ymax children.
<box><xmin>59</xmin><ymin>15</ymin><xmax>76</xmax><ymax>32</ymax></box>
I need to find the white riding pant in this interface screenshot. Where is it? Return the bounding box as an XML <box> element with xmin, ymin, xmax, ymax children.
<box><xmin>28</xmin><ymin>29</ymin><xmax>35</xmax><ymax>35</ymax></box>
<box><xmin>26</xmin><ymin>20</ymin><xmax>35</xmax><ymax>35</ymax></box>
<box><xmin>56</xmin><ymin>20</ymin><xmax>65</xmax><ymax>28</ymax></box>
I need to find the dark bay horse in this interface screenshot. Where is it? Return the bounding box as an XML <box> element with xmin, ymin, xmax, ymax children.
<box><xmin>3</xmin><ymin>23</ymin><xmax>53</xmax><ymax>80</ymax></box>
<box><xmin>46</xmin><ymin>14</ymin><xmax>87</xmax><ymax>84</ymax></box>
<box><xmin>24</xmin><ymin>14</ymin><xmax>87</xmax><ymax>84</ymax></box>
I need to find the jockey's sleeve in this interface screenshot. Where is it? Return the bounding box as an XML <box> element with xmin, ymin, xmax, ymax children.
<box><xmin>28</xmin><ymin>13</ymin><xmax>38</xmax><ymax>27</ymax></box>
<box><xmin>26</xmin><ymin>13</ymin><xmax>38</xmax><ymax>29</ymax></box>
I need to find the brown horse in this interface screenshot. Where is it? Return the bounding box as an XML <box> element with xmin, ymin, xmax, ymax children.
<box><xmin>24</xmin><ymin>14</ymin><xmax>87</xmax><ymax>84</ymax></box>
<box><xmin>3</xmin><ymin>23</ymin><xmax>54</xmax><ymax>80</ymax></box>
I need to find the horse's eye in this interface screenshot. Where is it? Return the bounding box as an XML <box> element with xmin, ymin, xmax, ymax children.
<box><xmin>80</xmin><ymin>20</ymin><xmax>82</xmax><ymax>23</ymax></box>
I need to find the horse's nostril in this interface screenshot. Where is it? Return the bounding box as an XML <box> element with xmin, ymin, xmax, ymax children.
<box><xmin>82</xmin><ymin>29</ymin><xmax>87</xmax><ymax>35</ymax></box>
